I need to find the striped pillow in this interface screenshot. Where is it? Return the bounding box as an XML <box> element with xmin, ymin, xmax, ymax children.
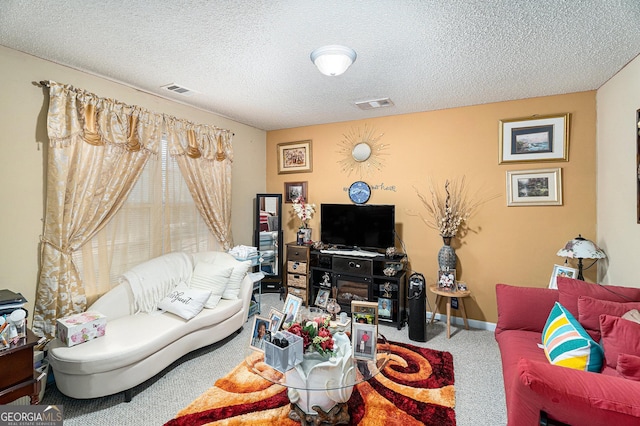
<box><xmin>542</xmin><ymin>302</ymin><xmax>604</xmax><ymax>372</ymax></box>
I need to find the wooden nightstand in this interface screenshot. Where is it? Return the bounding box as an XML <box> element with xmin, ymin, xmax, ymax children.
<box><xmin>0</xmin><ymin>328</ymin><xmax>41</xmax><ymax>404</ymax></box>
<box><xmin>429</xmin><ymin>285</ymin><xmax>471</xmax><ymax>339</ymax></box>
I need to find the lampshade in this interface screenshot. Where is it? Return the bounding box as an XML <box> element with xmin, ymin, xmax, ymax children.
<box><xmin>310</xmin><ymin>45</ymin><xmax>357</xmax><ymax>76</ymax></box>
<box><xmin>556</xmin><ymin>234</ymin><xmax>606</xmax><ymax>259</ymax></box>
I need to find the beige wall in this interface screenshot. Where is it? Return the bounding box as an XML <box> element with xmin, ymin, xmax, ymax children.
<box><xmin>597</xmin><ymin>54</ymin><xmax>640</xmax><ymax>287</ymax></box>
<box><xmin>268</xmin><ymin>92</ymin><xmax>597</xmax><ymax>324</ymax></box>
<box><xmin>0</xmin><ymin>46</ymin><xmax>266</xmax><ymax>319</ymax></box>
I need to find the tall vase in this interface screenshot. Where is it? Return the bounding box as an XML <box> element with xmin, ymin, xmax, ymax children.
<box><xmin>438</xmin><ymin>236</ymin><xmax>457</xmax><ymax>271</ymax></box>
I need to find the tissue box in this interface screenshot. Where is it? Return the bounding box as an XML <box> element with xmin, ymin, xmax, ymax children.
<box><xmin>56</xmin><ymin>311</ymin><xmax>107</xmax><ymax>347</ymax></box>
<box><xmin>264</xmin><ymin>331</ymin><xmax>304</xmax><ymax>373</ymax></box>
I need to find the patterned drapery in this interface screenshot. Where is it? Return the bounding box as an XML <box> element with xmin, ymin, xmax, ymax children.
<box><xmin>164</xmin><ymin>118</ymin><xmax>234</xmax><ymax>250</ymax></box>
<box><xmin>33</xmin><ymin>82</ymin><xmax>164</xmax><ymax>338</ymax></box>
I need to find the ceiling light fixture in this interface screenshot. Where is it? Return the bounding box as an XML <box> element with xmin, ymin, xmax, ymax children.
<box><xmin>310</xmin><ymin>45</ymin><xmax>357</xmax><ymax>76</ymax></box>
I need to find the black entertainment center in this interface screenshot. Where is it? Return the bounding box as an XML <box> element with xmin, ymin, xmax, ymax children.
<box><xmin>305</xmin><ymin>203</ymin><xmax>406</xmax><ymax>329</ymax></box>
<box><xmin>308</xmin><ymin>249</ymin><xmax>407</xmax><ymax>328</ymax></box>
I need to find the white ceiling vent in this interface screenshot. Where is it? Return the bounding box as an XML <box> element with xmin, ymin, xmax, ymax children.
<box><xmin>354</xmin><ymin>97</ymin><xmax>395</xmax><ymax>110</ymax></box>
<box><xmin>161</xmin><ymin>83</ymin><xmax>196</xmax><ymax>97</ymax></box>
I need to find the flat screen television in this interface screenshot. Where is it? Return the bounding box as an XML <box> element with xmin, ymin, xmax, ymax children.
<box><xmin>320</xmin><ymin>204</ymin><xmax>395</xmax><ymax>250</ymax></box>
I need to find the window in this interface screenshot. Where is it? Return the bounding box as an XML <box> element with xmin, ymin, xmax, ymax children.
<box><xmin>74</xmin><ymin>138</ymin><xmax>220</xmax><ymax>304</ymax></box>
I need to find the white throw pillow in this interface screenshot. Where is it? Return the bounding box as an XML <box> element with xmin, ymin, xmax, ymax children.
<box><xmin>157</xmin><ymin>283</ymin><xmax>210</xmax><ymax>320</ymax></box>
<box><xmin>189</xmin><ymin>262</ymin><xmax>233</xmax><ymax>309</ymax></box>
<box><xmin>213</xmin><ymin>256</ymin><xmax>251</xmax><ymax>300</ymax></box>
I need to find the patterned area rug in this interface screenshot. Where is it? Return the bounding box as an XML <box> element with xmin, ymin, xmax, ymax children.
<box><xmin>165</xmin><ymin>341</ymin><xmax>455</xmax><ymax>425</ymax></box>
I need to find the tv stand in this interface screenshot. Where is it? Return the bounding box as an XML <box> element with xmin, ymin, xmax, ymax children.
<box><xmin>309</xmin><ymin>249</ymin><xmax>407</xmax><ymax>329</ymax></box>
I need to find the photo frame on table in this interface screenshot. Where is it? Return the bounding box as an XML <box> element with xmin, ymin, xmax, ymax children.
<box><xmin>249</xmin><ymin>315</ymin><xmax>271</xmax><ymax>352</ymax></box>
<box><xmin>351</xmin><ymin>301</ymin><xmax>378</xmax><ymax>325</ymax></box>
<box><xmin>277</xmin><ymin>140</ymin><xmax>313</xmax><ymax>174</ymax></box>
<box><xmin>284</xmin><ymin>181</ymin><xmax>308</xmax><ymax>203</ymax></box>
<box><xmin>548</xmin><ymin>264</ymin><xmax>578</xmax><ymax>289</ymax></box>
<box><xmin>352</xmin><ymin>322</ymin><xmax>377</xmax><ymax>361</ymax></box>
<box><xmin>377</xmin><ymin>297</ymin><xmax>392</xmax><ymax>319</ymax></box>
<box><xmin>314</xmin><ymin>288</ymin><xmax>330</xmax><ymax>308</ymax></box>
<box><xmin>268</xmin><ymin>308</ymin><xmax>284</xmax><ymax>333</ymax></box>
<box><xmin>506</xmin><ymin>168</ymin><xmax>562</xmax><ymax>206</ymax></box>
<box><xmin>437</xmin><ymin>269</ymin><xmax>457</xmax><ymax>292</ymax></box>
<box><xmin>282</xmin><ymin>293</ymin><xmax>303</xmax><ymax>324</ymax></box>
<box><xmin>499</xmin><ymin>113</ymin><xmax>570</xmax><ymax>164</ymax></box>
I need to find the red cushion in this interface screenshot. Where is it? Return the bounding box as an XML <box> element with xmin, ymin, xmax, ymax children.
<box><xmin>495</xmin><ymin>284</ymin><xmax>559</xmax><ymax>335</ymax></box>
<box><xmin>617</xmin><ymin>354</ymin><xmax>640</xmax><ymax>381</ymax></box>
<box><xmin>600</xmin><ymin>314</ymin><xmax>640</xmax><ymax>369</ymax></box>
<box><xmin>557</xmin><ymin>277</ymin><xmax>640</xmax><ymax>319</ymax></box>
<box><xmin>578</xmin><ymin>297</ymin><xmax>640</xmax><ymax>339</ymax></box>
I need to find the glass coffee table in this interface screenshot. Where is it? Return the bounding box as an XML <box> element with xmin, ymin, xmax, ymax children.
<box><xmin>245</xmin><ymin>332</ymin><xmax>391</xmax><ymax>425</ymax></box>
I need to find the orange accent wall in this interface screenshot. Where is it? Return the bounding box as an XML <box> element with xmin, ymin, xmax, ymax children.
<box><xmin>267</xmin><ymin>91</ymin><xmax>596</xmax><ymax>324</ymax></box>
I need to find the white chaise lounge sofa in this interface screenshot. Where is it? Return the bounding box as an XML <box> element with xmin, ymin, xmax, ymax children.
<box><xmin>48</xmin><ymin>251</ymin><xmax>253</xmax><ymax>401</ymax></box>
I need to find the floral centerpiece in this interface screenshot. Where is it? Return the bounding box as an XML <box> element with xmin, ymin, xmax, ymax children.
<box><xmin>292</xmin><ymin>196</ymin><xmax>316</xmax><ymax>229</ymax></box>
<box><xmin>284</xmin><ymin>316</ymin><xmax>334</xmax><ymax>357</ymax></box>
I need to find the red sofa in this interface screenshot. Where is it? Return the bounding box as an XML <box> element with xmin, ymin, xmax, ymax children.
<box><xmin>495</xmin><ymin>278</ymin><xmax>640</xmax><ymax>426</ymax></box>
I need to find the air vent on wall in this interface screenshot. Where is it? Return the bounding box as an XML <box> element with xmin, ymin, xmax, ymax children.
<box><xmin>354</xmin><ymin>97</ymin><xmax>395</xmax><ymax>110</ymax></box>
<box><xmin>160</xmin><ymin>83</ymin><xmax>196</xmax><ymax>97</ymax></box>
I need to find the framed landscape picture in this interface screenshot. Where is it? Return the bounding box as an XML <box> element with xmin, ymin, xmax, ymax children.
<box><xmin>506</xmin><ymin>168</ymin><xmax>562</xmax><ymax>206</ymax></box>
<box><xmin>499</xmin><ymin>113</ymin><xmax>570</xmax><ymax>164</ymax></box>
<box><xmin>277</xmin><ymin>140</ymin><xmax>313</xmax><ymax>174</ymax></box>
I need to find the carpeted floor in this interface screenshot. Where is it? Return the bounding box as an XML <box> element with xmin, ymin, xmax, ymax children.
<box><xmin>40</xmin><ymin>293</ymin><xmax>507</xmax><ymax>425</ymax></box>
<box><xmin>165</xmin><ymin>341</ymin><xmax>456</xmax><ymax>425</ymax></box>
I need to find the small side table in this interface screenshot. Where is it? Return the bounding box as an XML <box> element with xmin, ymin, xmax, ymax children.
<box><xmin>0</xmin><ymin>329</ymin><xmax>41</xmax><ymax>404</ymax></box>
<box><xmin>429</xmin><ymin>285</ymin><xmax>471</xmax><ymax>339</ymax></box>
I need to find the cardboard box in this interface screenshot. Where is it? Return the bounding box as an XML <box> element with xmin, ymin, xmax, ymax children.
<box><xmin>264</xmin><ymin>331</ymin><xmax>304</xmax><ymax>373</ymax></box>
<box><xmin>56</xmin><ymin>311</ymin><xmax>106</xmax><ymax>347</ymax></box>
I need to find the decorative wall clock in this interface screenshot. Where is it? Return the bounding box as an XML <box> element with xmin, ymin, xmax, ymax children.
<box><xmin>349</xmin><ymin>181</ymin><xmax>371</xmax><ymax>204</ymax></box>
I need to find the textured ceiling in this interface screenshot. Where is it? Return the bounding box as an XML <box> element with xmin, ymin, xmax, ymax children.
<box><xmin>1</xmin><ymin>1</ymin><xmax>639</xmax><ymax>131</ymax></box>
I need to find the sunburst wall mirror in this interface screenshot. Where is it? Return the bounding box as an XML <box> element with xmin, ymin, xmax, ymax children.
<box><xmin>337</xmin><ymin>125</ymin><xmax>387</xmax><ymax>177</ymax></box>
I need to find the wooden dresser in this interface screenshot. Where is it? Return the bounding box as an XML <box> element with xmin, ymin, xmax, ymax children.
<box><xmin>285</xmin><ymin>242</ymin><xmax>310</xmax><ymax>305</ymax></box>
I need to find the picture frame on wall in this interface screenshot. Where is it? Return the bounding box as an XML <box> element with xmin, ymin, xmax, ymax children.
<box><xmin>284</xmin><ymin>181</ymin><xmax>308</xmax><ymax>203</ymax></box>
<box><xmin>506</xmin><ymin>168</ymin><xmax>563</xmax><ymax>206</ymax></box>
<box><xmin>548</xmin><ymin>264</ymin><xmax>578</xmax><ymax>289</ymax></box>
<box><xmin>277</xmin><ymin>140</ymin><xmax>313</xmax><ymax>174</ymax></box>
<box><xmin>499</xmin><ymin>113</ymin><xmax>570</xmax><ymax>164</ymax></box>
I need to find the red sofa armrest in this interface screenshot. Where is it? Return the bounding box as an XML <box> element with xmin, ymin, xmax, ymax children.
<box><xmin>513</xmin><ymin>358</ymin><xmax>640</xmax><ymax>426</ymax></box>
<box><xmin>495</xmin><ymin>284</ymin><xmax>559</xmax><ymax>336</ymax></box>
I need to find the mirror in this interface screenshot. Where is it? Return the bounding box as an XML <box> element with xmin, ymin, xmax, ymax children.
<box><xmin>254</xmin><ymin>193</ymin><xmax>283</xmax><ymax>293</ymax></box>
<box><xmin>352</xmin><ymin>142</ymin><xmax>372</xmax><ymax>162</ymax></box>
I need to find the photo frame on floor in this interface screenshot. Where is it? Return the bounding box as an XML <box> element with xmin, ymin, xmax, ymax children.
<box><xmin>282</xmin><ymin>294</ymin><xmax>303</xmax><ymax>324</ymax></box>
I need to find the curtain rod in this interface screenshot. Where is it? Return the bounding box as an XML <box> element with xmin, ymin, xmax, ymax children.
<box><xmin>34</xmin><ymin>80</ymin><xmax>235</xmax><ymax>136</ymax></box>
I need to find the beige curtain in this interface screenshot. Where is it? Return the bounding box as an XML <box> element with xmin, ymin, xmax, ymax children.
<box><xmin>33</xmin><ymin>82</ymin><xmax>163</xmax><ymax>338</ymax></box>
<box><xmin>165</xmin><ymin>117</ymin><xmax>234</xmax><ymax>250</ymax></box>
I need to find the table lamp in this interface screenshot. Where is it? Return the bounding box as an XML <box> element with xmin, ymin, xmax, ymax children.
<box><xmin>556</xmin><ymin>234</ymin><xmax>606</xmax><ymax>280</ymax></box>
